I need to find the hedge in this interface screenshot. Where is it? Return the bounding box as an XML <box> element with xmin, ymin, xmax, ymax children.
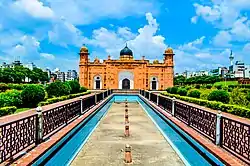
<box><xmin>38</xmin><ymin>91</ymin><xmax>91</xmax><ymax>106</ymax></box>
<box><xmin>161</xmin><ymin>92</ymin><xmax>250</xmax><ymax>118</ymax></box>
<box><xmin>0</xmin><ymin>106</ymin><xmax>17</xmax><ymax>117</ymax></box>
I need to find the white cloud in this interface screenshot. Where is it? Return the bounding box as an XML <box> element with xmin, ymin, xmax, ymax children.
<box><xmin>178</xmin><ymin>36</ymin><xmax>206</xmax><ymax>51</ymax></box>
<box><xmin>46</xmin><ymin>0</ymin><xmax>159</xmax><ymax>25</ymax></box>
<box><xmin>243</xmin><ymin>43</ymin><xmax>250</xmax><ymax>52</ymax></box>
<box><xmin>48</xmin><ymin>19</ymin><xmax>84</xmax><ymax>47</ymax></box>
<box><xmin>213</xmin><ymin>30</ymin><xmax>232</xmax><ymax>47</ymax></box>
<box><xmin>191</xmin><ymin>16</ymin><xmax>198</xmax><ymax>24</ymax></box>
<box><xmin>13</xmin><ymin>0</ymin><xmax>54</xmax><ymax>19</ymax></box>
<box><xmin>40</xmin><ymin>53</ymin><xmax>55</xmax><ymax>60</ymax></box>
<box><xmin>230</xmin><ymin>17</ymin><xmax>250</xmax><ymax>41</ymax></box>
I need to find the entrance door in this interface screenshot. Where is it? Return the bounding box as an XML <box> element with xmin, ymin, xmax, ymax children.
<box><xmin>122</xmin><ymin>79</ymin><xmax>130</xmax><ymax>89</ymax></box>
<box><xmin>152</xmin><ymin>81</ymin><xmax>157</xmax><ymax>90</ymax></box>
<box><xmin>96</xmin><ymin>80</ymin><xmax>100</xmax><ymax>89</ymax></box>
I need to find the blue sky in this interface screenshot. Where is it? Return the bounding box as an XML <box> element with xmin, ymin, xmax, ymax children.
<box><xmin>0</xmin><ymin>0</ymin><xmax>250</xmax><ymax>73</ymax></box>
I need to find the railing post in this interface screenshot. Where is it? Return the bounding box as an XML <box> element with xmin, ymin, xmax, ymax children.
<box><xmin>80</xmin><ymin>97</ymin><xmax>83</xmax><ymax>114</ymax></box>
<box><xmin>172</xmin><ymin>97</ymin><xmax>175</xmax><ymax>116</ymax></box>
<box><xmin>102</xmin><ymin>91</ymin><xmax>105</xmax><ymax>100</ymax></box>
<box><xmin>216</xmin><ymin>111</ymin><xmax>222</xmax><ymax>146</ymax></box>
<box><xmin>95</xmin><ymin>92</ymin><xmax>97</xmax><ymax>104</ymax></box>
<box><xmin>144</xmin><ymin>90</ymin><xmax>146</xmax><ymax>97</ymax></box>
<box><xmin>36</xmin><ymin>106</ymin><xmax>43</xmax><ymax>144</ymax></box>
<box><xmin>157</xmin><ymin>94</ymin><xmax>159</xmax><ymax>105</ymax></box>
<box><xmin>149</xmin><ymin>92</ymin><xmax>151</xmax><ymax>101</ymax></box>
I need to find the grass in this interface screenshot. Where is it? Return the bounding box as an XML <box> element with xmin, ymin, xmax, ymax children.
<box><xmin>15</xmin><ymin>108</ymin><xmax>32</xmax><ymax>114</ymax></box>
<box><xmin>213</xmin><ymin>81</ymin><xmax>238</xmax><ymax>86</ymax></box>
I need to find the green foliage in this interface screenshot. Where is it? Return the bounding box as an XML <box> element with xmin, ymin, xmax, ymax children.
<box><xmin>38</xmin><ymin>91</ymin><xmax>90</xmax><ymax>106</ymax></box>
<box><xmin>67</xmin><ymin>80</ymin><xmax>80</xmax><ymax>94</ymax></box>
<box><xmin>21</xmin><ymin>85</ymin><xmax>46</xmax><ymax>107</ymax></box>
<box><xmin>0</xmin><ymin>66</ymin><xmax>49</xmax><ymax>84</ymax></box>
<box><xmin>215</xmin><ymin>84</ymin><xmax>222</xmax><ymax>89</ymax></box>
<box><xmin>0</xmin><ymin>83</ymin><xmax>9</xmax><ymax>92</ymax></box>
<box><xmin>207</xmin><ymin>90</ymin><xmax>230</xmax><ymax>103</ymax></box>
<box><xmin>0</xmin><ymin>106</ymin><xmax>17</xmax><ymax>117</ymax></box>
<box><xmin>0</xmin><ymin>90</ymin><xmax>22</xmax><ymax>107</ymax></box>
<box><xmin>230</xmin><ymin>88</ymin><xmax>250</xmax><ymax>107</ymax></box>
<box><xmin>174</xmin><ymin>75</ymin><xmax>221</xmax><ymax>86</ymax></box>
<box><xmin>222</xmin><ymin>86</ymin><xmax>228</xmax><ymax>91</ymax></box>
<box><xmin>188</xmin><ymin>90</ymin><xmax>201</xmax><ymax>98</ymax></box>
<box><xmin>80</xmin><ymin>86</ymin><xmax>88</xmax><ymax>92</ymax></box>
<box><xmin>161</xmin><ymin>92</ymin><xmax>250</xmax><ymax>118</ymax></box>
<box><xmin>195</xmin><ymin>84</ymin><xmax>200</xmax><ymax>89</ymax></box>
<box><xmin>177</xmin><ymin>88</ymin><xmax>187</xmax><ymax>96</ymax></box>
<box><xmin>46</xmin><ymin>81</ymin><xmax>71</xmax><ymax>97</ymax></box>
<box><xmin>205</xmin><ymin>84</ymin><xmax>212</xmax><ymax>89</ymax></box>
<box><xmin>214</xmin><ymin>81</ymin><xmax>238</xmax><ymax>86</ymax></box>
<box><xmin>228</xmin><ymin>87</ymin><xmax>233</xmax><ymax>92</ymax></box>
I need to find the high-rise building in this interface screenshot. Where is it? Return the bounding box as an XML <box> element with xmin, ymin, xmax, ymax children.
<box><xmin>24</xmin><ymin>62</ymin><xmax>36</xmax><ymax>70</ymax></box>
<box><xmin>66</xmin><ymin>70</ymin><xmax>78</xmax><ymax>81</ymax></box>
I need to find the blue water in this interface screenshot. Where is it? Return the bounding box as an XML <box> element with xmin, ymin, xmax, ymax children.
<box><xmin>33</xmin><ymin>95</ymin><xmax>224</xmax><ymax>166</ymax></box>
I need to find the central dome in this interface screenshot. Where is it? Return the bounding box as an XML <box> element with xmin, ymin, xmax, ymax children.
<box><xmin>120</xmin><ymin>44</ymin><xmax>133</xmax><ymax>56</ymax></box>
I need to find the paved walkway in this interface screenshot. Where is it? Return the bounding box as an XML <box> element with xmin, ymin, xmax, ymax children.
<box><xmin>71</xmin><ymin>102</ymin><xmax>184</xmax><ymax>166</ymax></box>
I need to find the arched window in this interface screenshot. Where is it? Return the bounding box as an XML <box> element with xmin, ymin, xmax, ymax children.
<box><xmin>150</xmin><ymin>77</ymin><xmax>158</xmax><ymax>90</ymax></box>
<box><xmin>94</xmin><ymin>75</ymin><xmax>102</xmax><ymax>89</ymax></box>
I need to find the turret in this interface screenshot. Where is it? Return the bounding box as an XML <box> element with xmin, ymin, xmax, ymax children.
<box><xmin>163</xmin><ymin>47</ymin><xmax>174</xmax><ymax>66</ymax></box>
<box><xmin>79</xmin><ymin>45</ymin><xmax>89</xmax><ymax>64</ymax></box>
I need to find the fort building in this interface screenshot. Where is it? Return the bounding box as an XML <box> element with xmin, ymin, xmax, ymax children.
<box><xmin>79</xmin><ymin>44</ymin><xmax>174</xmax><ymax>90</ymax></box>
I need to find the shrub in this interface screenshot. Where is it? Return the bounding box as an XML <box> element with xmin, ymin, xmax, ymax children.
<box><xmin>171</xmin><ymin>87</ymin><xmax>178</xmax><ymax>94</ymax></box>
<box><xmin>207</xmin><ymin>90</ymin><xmax>230</xmax><ymax>104</ymax></box>
<box><xmin>0</xmin><ymin>90</ymin><xmax>22</xmax><ymax>107</ymax></box>
<box><xmin>0</xmin><ymin>83</ymin><xmax>9</xmax><ymax>92</ymax></box>
<box><xmin>188</xmin><ymin>90</ymin><xmax>201</xmax><ymax>98</ymax></box>
<box><xmin>195</xmin><ymin>84</ymin><xmax>200</xmax><ymax>89</ymax></box>
<box><xmin>177</xmin><ymin>88</ymin><xmax>187</xmax><ymax>96</ymax></box>
<box><xmin>8</xmin><ymin>84</ymin><xmax>25</xmax><ymax>90</ymax></box>
<box><xmin>80</xmin><ymin>86</ymin><xmax>88</xmax><ymax>92</ymax></box>
<box><xmin>21</xmin><ymin>85</ymin><xmax>46</xmax><ymax>107</ymax></box>
<box><xmin>166</xmin><ymin>87</ymin><xmax>172</xmax><ymax>93</ymax></box>
<box><xmin>185</xmin><ymin>86</ymin><xmax>192</xmax><ymax>91</ymax></box>
<box><xmin>67</xmin><ymin>81</ymin><xmax>81</xmax><ymax>94</ymax></box>
<box><xmin>38</xmin><ymin>91</ymin><xmax>91</xmax><ymax>106</ymax></box>
<box><xmin>215</xmin><ymin>84</ymin><xmax>222</xmax><ymax>90</ymax></box>
<box><xmin>0</xmin><ymin>106</ymin><xmax>17</xmax><ymax>117</ymax></box>
<box><xmin>161</xmin><ymin>92</ymin><xmax>250</xmax><ymax>118</ymax></box>
<box><xmin>230</xmin><ymin>88</ymin><xmax>250</xmax><ymax>107</ymax></box>
<box><xmin>46</xmin><ymin>81</ymin><xmax>71</xmax><ymax>97</ymax></box>
<box><xmin>228</xmin><ymin>87</ymin><xmax>233</xmax><ymax>92</ymax></box>
<box><xmin>206</xmin><ymin>84</ymin><xmax>212</xmax><ymax>89</ymax></box>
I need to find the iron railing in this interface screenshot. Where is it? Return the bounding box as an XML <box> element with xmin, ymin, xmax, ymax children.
<box><xmin>0</xmin><ymin>90</ymin><xmax>112</xmax><ymax>164</ymax></box>
<box><xmin>150</xmin><ymin>93</ymin><xmax>158</xmax><ymax>104</ymax></box>
<box><xmin>140</xmin><ymin>90</ymin><xmax>249</xmax><ymax>164</ymax></box>
<box><xmin>221</xmin><ymin>117</ymin><xmax>250</xmax><ymax>164</ymax></box>
<box><xmin>0</xmin><ymin>114</ymin><xmax>37</xmax><ymax>163</ymax></box>
<box><xmin>158</xmin><ymin>95</ymin><xmax>172</xmax><ymax>113</ymax></box>
<box><xmin>42</xmin><ymin>100</ymin><xmax>81</xmax><ymax>137</ymax></box>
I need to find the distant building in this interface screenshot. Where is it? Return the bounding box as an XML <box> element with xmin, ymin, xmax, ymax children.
<box><xmin>229</xmin><ymin>61</ymin><xmax>250</xmax><ymax>78</ymax></box>
<box><xmin>54</xmin><ymin>68</ymin><xmax>65</xmax><ymax>82</ymax></box>
<box><xmin>66</xmin><ymin>70</ymin><xmax>78</xmax><ymax>81</ymax></box>
<box><xmin>0</xmin><ymin>60</ymin><xmax>22</xmax><ymax>69</ymax></box>
<box><xmin>24</xmin><ymin>62</ymin><xmax>36</xmax><ymax>70</ymax></box>
<box><xmin>209</xmin><ymin>67</ymin><xmax>228</xmax><ymax>78</ymax></box>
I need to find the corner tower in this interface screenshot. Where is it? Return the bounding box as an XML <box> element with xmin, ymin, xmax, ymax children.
<box><xmin>79</xmin><ymin>45</ymin><xmax>89</xmax><ymax>87</ymax></box>
<box><xmin>163</xmin><ymin>47</ymin><xmax>174</xmax><ymax>66</ymax></box>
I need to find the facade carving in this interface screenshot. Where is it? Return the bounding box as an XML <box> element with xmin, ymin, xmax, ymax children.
<box><xmin>79</xmin><ymin>45</ymin><xmax>174</xmax><ymax>90</ymax></box>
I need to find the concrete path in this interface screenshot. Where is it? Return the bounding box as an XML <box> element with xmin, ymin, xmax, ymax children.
<box><xmin>71</xmin><ymin>102</ymin><xmax>184</xmax><ymax>166</ymax></box>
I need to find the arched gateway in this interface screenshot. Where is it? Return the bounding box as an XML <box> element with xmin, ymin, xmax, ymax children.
<box><xmin>118</xmin><ymin>71</ymin><xmax>134</xmax><ymax>89</ymax></box>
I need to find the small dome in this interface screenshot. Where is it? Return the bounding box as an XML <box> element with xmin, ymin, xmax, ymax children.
<box><xmin>164</xmin><ymin>47</ymin><xmax>174</xmax><ymax>54</ymax></box>
<box><xmin>120</xmin><ymin>44</ymin><xmax>133</xmax><ymax>56</ymax></box>
<box><xmin>80</xmin><ymin>45</ymin><xmax>88</xmax><ymax>53</ymax></box>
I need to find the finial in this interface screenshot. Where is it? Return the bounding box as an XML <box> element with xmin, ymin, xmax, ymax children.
<box><xmin>126</xmin><ymin>42</ymin><xmax>127</xmax><ymax>47</ymax></box>
<box><xmin>230</xmin><ymin>50</ymin><xmax>232</xmax><ymax>55</ymax></box>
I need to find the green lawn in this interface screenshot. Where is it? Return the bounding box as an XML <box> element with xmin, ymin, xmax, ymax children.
<box><xmin>213</xmin><ymin>81</ymin><xmax>238</xmax><ymax>86</ymax></box>
<box><xmin>15</xmin><ymin>108</ymin><xmax>32</xmax><ymax>114</ymax></box>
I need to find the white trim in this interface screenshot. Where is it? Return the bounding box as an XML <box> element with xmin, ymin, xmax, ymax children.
<box><xmin>150</xmin><ymin>76</ymin><xmax>158</xmax><ymax>90</ymax></box>
<box><xmin>118</xmin><ymin>71</ymin><xmax>134</xmax><ymax>89</ymax></box>
<box><xmin>93</xmin><ymin>75</ymin><xmax>102</xmax><ymax>89</ymax></box>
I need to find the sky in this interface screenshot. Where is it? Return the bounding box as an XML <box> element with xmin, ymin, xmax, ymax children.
<box><xmin>0</xmin><ymin>0</ymin><xmax>250</xmax><ymax>73</ymax></box>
